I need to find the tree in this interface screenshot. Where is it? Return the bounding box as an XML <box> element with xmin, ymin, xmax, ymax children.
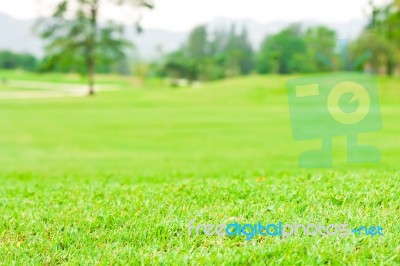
<box><xmin>0</xmin><ymin>51</ymin><xmax>38</xmax><ymax>71</ymax></box>
<box><xmin>304</xmin><ymin>26</ymin><xmax>337</xmax><ymax>72</ymax></box>
<box><xmin>224</xmin><ymin>26</ymin><xmax>254</xmax><ymax>76</ymax></box>
<box><xmin>257</xmin><ymin>25</ymin><xmax>308</xmax><ymax>74</ymax></box>
<box><xmin>349</xmin><ymin>31</ymin><xmax>397</xmax><ymax>73</ymax></box>
<box><xmin>187</xmin><ymin>25</ymin><xmax>209</xmax><ymax>60</ymax></box>
<box><xmin>186</xmin><ymin>25</ymin><xmax>211</xmax><ymax>81</ymax></box>
<box><xmin>162</xmin><ymin>24</ymin><xmax>255</xmax><ymax>82</ymax></box>
<box><xmin>35</xmin><ymin>0</ymin><xmax>154</xmax><ymax>95</ymax></box>
<box><xmin>163</xmin><ymin>49</ymin><xmax>197</xmax><ymax>81</ymax></box>
<box><xmin>257</xmin><ymin>25</ymin><xmax>338</xmax><ymax>74</ymax></box>
<box><xmin>363</xmin><ymin>0</ymin><xmax>400</xmax><ymax>75</ymax></box>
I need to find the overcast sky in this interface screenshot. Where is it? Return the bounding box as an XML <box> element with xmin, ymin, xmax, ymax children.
<box><xmin>0</xmin><ymin>0</ymin><xmax>390</xmax><ymax>31</ymax></box>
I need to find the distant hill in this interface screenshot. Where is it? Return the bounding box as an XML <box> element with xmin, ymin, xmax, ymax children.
<box><xmin>0</xmin><ymin>13</ymin><xmax>43</xmax><ymax>56</ymax></box>
<box><xmin>124</xmin><ymin>27</ymin><xmax>187</xmax><ymax>60</ymax></box>
<box><xmin>0</xmin><ymin>12</ymin><xmax>188</xmax><ymax>60</ymax></box>
<box><xmin>0</xmin><ymin>12</ymin><xmax>367</xmax><ymax>60</ymax></box>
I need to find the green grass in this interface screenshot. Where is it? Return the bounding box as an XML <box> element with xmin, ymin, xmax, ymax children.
<box><xmin>0</xmin><ymin>73</ymin><xmax>399</xmax><ymax>264</ymax></box>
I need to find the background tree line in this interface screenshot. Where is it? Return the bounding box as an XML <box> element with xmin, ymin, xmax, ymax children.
<box><xmin>161</xmin><ymin>25</ymin><xmax>254</xmax><ymax>81</ymax></box>
<box><xmin>157</xmin><ymin>0</ymin><xmax>400</xmax><ymax>81</ymax></box>
<box><xmin>0</xmin><ymin>51</ymin><xmax>38</xmax><ymax>71</ymax></box>
<box><xmin>350</xmin><ymin>0</ymin><xmax>400</xmax><ymax>76</ymax></box>
<box><xmin>1</xmin><ymin>0</ymin><xmax>399</xmax><ymax>85</ymax></box>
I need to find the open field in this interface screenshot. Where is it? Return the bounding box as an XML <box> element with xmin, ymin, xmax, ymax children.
<box><xmin>0</xmin><ymin>71</ymin><xmax>399</xmax><ymax>264</ymax></box>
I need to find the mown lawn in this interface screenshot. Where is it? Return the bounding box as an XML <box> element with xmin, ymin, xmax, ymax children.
<box><xmin>0</xmin><ymin>73</ymin><xmax>399</xmax><ymax>264</ymax></box>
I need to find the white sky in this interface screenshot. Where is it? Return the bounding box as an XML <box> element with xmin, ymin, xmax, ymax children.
<box><xmin>0</xmin><ymin>0</ymin><xmax>391</xmax><ymax>31</ymax></box>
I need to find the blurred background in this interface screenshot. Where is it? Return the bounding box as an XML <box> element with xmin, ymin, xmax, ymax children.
<box><xmin>0</xmin><ymin>0</ymin><xmax>399</xmax><ymax>175</ymax></box>
<box><xmin>0</xmin><ymin>0</ymin><xmax>399</xmax><ymax>87</ymax></box>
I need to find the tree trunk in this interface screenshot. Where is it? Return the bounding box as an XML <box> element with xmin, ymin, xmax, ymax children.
<box><xmin>86</xmin><ymin>0</ymin><xmax>98</xmax><ymax>96</ymax></box>
<box><xmin>87</xmin><ymin>57</ymin><xmax>95</xmax><ymax>95</ymax></box>
<box><xmin>386</xmin><ymin>58</ymin><xmax>394</xmax><ymax>76</ymax></box>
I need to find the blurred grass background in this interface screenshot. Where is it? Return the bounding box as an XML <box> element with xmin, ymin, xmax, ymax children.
<box><xmin>1</xmin><ymin>72</ymin><xmax>399</xmax><ymax>177</ymax></box>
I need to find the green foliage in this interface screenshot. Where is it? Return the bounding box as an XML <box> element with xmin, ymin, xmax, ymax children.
<box><xmin>187</xmin><ymin>26</ymin><xmax>208</xmax><ymax>60</ymax></box>
<box><xmin>257</xmin><ymin>25</ymin><xmax>337</xmax><ymax>74</ymax></box>
<box><xmin>304</xmin><ymin>26</ymin><xmax>337</xmax><ymax>71</ymax></box>
<box><xmin>354</xmin><ymin>0</ymin><xmax>400</xmax><ymax>75</ymax></box>
<box><xmin>36</xmin><ymin>1</ymin><xmax>131</xmax><ymax>74</ymax></box>
<box><xmin>35</xmin><ymin>0</ymin><xmax>152</xmax><ymax>94</ymax></box>
<box><xmin>349</xmin><ymin>32</ymin><xmax>397</xmax><ymax>73</ymax></box>
<box><xmin>0</xmin><ymin>50</ymin><xmax>38</xmax><ymax>71</ymax></box>
<box><xmin>20</xmin><ymin>0</ymin><xmax>400</xmax><ymax>82</ymax></box>
<box><xmin>163</xmin><ymin>24</ymin><xmax>254</xmax><ymax>81</ymax></box>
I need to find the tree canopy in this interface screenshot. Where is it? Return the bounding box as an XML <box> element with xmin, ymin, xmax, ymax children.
<box><xmin>35</xmin><ymin>0</ymin><xmax>154</xmax><ymax>95</ymax></box>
